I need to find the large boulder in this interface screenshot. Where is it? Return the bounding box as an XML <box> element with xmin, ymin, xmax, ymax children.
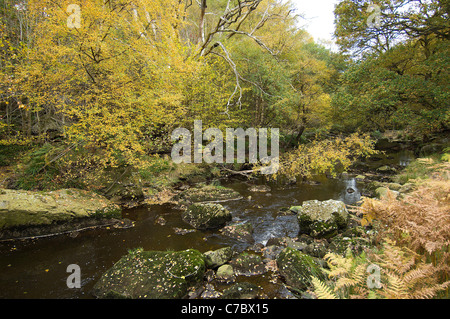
<box><xmin>290</xmin><ymin>199</ymin><xmax>349</xmax><ymax>239</ymax></box>
<box><xmin>0</xmin><ymin>188</ymin><xmax>121</xmax><ymax>239</ymax></box>
<box><xmin>276</xmin><ymin>247</ymin><xmax>325</xmax><ymax>292</ymax></box>
<box><xmin>182</xmin><ymin>203</ymin><xmax>232</xmax><ymax>230</ymax></box>
<box><xmin>92</xmin><ymin>249</ymin><xmax>205</xmax><ymax>299</ymax></box>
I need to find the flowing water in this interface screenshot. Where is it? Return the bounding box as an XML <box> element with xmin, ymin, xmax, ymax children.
<box><xmin>0</xmin><ymin>149</ymin><xmax>415</xmax><ymax>299</ymax></box>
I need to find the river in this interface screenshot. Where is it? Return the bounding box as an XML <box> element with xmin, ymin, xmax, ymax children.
<box><xmin>0</xmin><ymin>149</ymin><xmax>415</xmax><ymax>299</ymax></box>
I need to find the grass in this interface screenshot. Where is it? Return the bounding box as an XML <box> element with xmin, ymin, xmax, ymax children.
<box><xmin>394</xmin><ymin>152</ymin><xmax>449</xmax><ymax>184</ymax></box>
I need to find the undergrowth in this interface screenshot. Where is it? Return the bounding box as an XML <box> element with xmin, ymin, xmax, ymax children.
<box><xmin>311</xmin><ymin>153</ymin><xmax>450</xmax><ymax>299</ymax></box>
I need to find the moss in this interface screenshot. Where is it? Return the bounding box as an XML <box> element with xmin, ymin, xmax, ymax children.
<box><xmin>276</xmin><ymin>247</ymin><xmax>325</xmax><ymax>292</ymax></box>
<box><xmin>296</xmin><ymin>200</ymin><xmax>349</xmax><ymax>239</ymax></box>
<box><xmin>328</xmin><ymin>234</ymin><xmax>371</xmax><ymax>256</ymax></box>
<box><xmin>92</xmin><ymin>204</ymin><xmax>122</xmax><ymax>220</ymax></box>
<box><xmin>93</xmin><ymin>249</ymin><xmax>206</xmax><ymax>299</ymax></box>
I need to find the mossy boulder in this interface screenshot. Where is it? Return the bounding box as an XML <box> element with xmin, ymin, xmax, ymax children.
<box><xmin>92</xmin><ymin>249</ymin><xmax>205</xmax><ymax>299</ymax></box>
<box><xmin>375</xmin><ymin>187</ymin><xmax>399</xmax><ymax>199</ymax></box>
<box><xmin>0</xmin><ymin>188</ymin><xmax>121</xmax><ymax>238</ymax></box>
<box><xmin>203</xmin><ymin>247</ymin><xmax>233</xmax><ymax>269</ymax></box>
<box><xmin>290</xmin><ymin>199</ymin><xmax>349</xmax><ymax>239</ymax></box>
<box><xmin>182</xmin><ymin>203</ymin><xmax>232</xmax><ymax>230</ymax></box>
<box><xmin>219</xmin><ymin>221</ymin><xmax>254</xmax><ymax>244</ymax></box>
<box><xmin>276</xmin><ymin>247</ymin><xmax>325</xmax><ymax>292</ymax></box>
<box><xmin>174</xmin><ymin>184</ymin><xmax>241</xmax><ymax>205</ymax></box>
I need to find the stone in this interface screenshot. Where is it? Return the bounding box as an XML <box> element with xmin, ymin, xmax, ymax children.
<box><xmin>201</xmin><ymin>283</ymin><xmax>222</xmax><ymax>299</ymax></box>
<box><xmin>174</xmin><ymin>184</ymin><xmax>241</xmax><ymax>205</ymax></box>
<box><xmin>92</xmin><ymin>249</ymin><xmax>205</xmax><ymax>299</ymax></box>
<box><xmin>290</xmin><ymin>199</ymin><xmax>349</xmax><ymax>239</ymax></box>
<box><xmin>420</xmin><ymin>143</ymin><xmax>444</xmax><ymax>156</ymax></box>
<box><xmin>182</xmin><ymin>203</ymin><xmax>232</xmax><ymax>230</ymax></box>
<box><xmin>229</xmin><ymin>252</ymin><xmax>266</xmax><ymax>276</ymax></box>
<box><xmin>203</xmin><ymin>247</ymin><xmax>233</xmax><ymax>269</ymax></box>
<box><xmin>276</xmin><ymin>247</ymin><xmax>325</xmax><ymax>292</ymax></box>
<box><xmin>219</xmin><ymin>221</ymin><xmax>254</xmax><ymax>244</ymax></box>
<box><xmin>328</xmin><ymin>234</ymin><xmax>371</xmax><ymax>256</ymax></box>
<box><xmin>262</xmin><ymin>245</ymin><xmax>284</xmax><ymax>260</ymax></box>
<box><xmin>285</xmin><ymin>238</ymin><xmax>308</xmax><ymax>251</ymax></box>
<box><xmin>0</xmin><ymin>188</ymin><xmax>121</xmax><ymax>239</ymax></box>
<box><xmin>216</xmin><ymin>264</ymin><xmax>235</xmax><ymax>283</ymax></box>
<box><xmin>248</xmin><ymin>185</ymin><xmax>271</xmax><ymax>192</ymax></box>
<box><xmin>304</xmin><ymin>240</ymin><xmax>329</xmax><ymax>258</ymax></box>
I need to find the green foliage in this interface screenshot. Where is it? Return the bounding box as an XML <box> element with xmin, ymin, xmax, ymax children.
<box><xmin>394</xmin><ymin>156</ymin><xmax>448</xmax><ymax>184</ymax></box>
<box><xmin>14</xmin><ymin>144</ymin><xmax>60</xmax><ymax>190</ymax></box>
<box><xmin>333</xmin><ymin>0</ymin><xmax>450</xmax><ymax>137</ymax></box>
<box><xmin>0</xmin><ymin>143</ymin><xmax>30</xmax><ymax>166</ymax></box>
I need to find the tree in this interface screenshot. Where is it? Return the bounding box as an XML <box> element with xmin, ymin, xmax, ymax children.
<box><xmin>332</xmin><ymin>0</ymin><xmax>450</xmax><ymax>137</ymax></box>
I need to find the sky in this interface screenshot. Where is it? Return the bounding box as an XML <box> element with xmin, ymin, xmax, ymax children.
<box><xmin>289</xmin><ymin>0</ymin><xmax>340</xmax><ymax>48</ymax></box>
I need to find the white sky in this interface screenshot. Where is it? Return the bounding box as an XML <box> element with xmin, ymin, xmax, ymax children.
<box><xmin>289</xmin><ymin>0</ymin><xmax>340</xmax><ymax>48</ymax></box>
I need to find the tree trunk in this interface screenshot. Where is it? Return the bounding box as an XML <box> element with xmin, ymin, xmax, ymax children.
<box><xmin>198</xmin><ymin>0</ymin><xmax>207</xmax><ymax>44</ymax></box>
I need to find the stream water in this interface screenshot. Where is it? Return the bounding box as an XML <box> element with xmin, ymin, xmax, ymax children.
<box><xmin>0</xmin><ymin>149</ymin><xmax>415</xmax><ymax>299</ymax></box>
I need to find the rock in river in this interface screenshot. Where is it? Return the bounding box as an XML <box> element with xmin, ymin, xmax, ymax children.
<box><xmin>92</xmin><ymin>248</ymin><xmax>205</xmax><ymax>299</ymax></box>
<box><xmin>0</xmin><ymin>188</ymin><xmax>122</xmax><ymax>240</ymax></box>
<box><xmin>290</xmin><ymin>199</ymin><xmax>349</xmax><ymax>239</ymax></box>
<box><xmin>182</xmin><ymin>203</ymin><xmax>232</xmax><ymax>230</ymax></box>
<box><xmin>276</xmin><ymin>247</ymin><xmax>325</xmax><ymax>292</ymax></box>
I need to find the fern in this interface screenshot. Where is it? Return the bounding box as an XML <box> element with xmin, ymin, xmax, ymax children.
<box><xmin>310</xmin><ymin>276</ymin><xmax>337</xmax><ymax>299</ymax></box>
<box><xmin>374</xmin><ymin>241</ymin><xmax>450</xmax><ymax>299</ymax></box>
